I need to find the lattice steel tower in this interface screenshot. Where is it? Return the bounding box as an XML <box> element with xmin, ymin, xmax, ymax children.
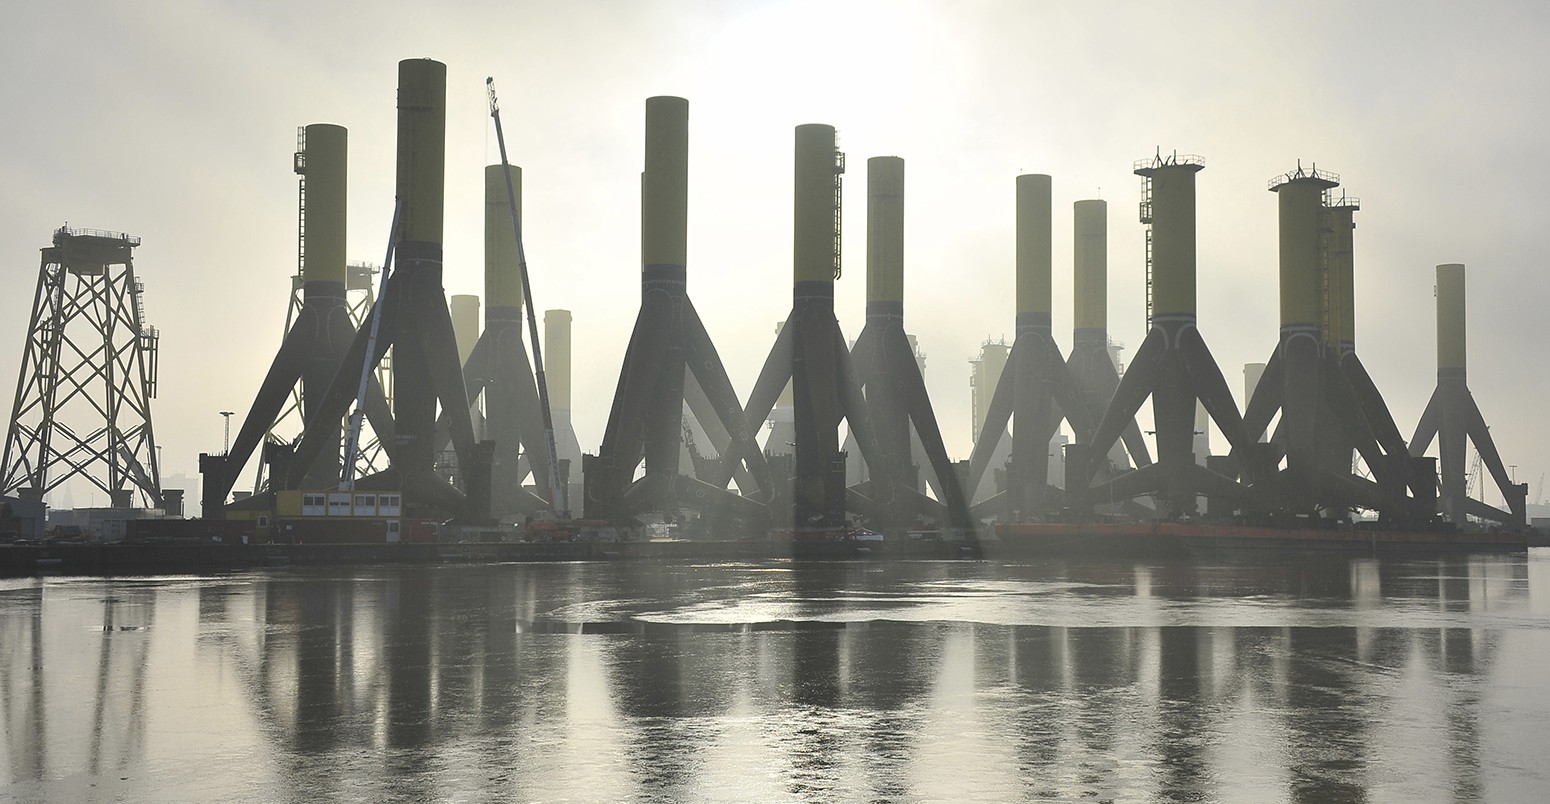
<box><xmin>3</xmin><ymin>225</ymin><xmax>162</xmax><ymax>507</ymax></box>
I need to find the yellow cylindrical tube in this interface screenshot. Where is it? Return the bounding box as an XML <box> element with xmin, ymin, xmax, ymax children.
<box><xmin>794</xmin><ymin>124</ymin><xmax>838</xmax><ymax>285</ymax></box>
<box><xmin>395</xmin><ymin>59</ymin><xmax>446</xmax><ymax>244</ymax></box>
<box><xmin>1325</xmin><ymin>203</ymin><xmax>1357</xmax><ymax>351</ymax></box>
<box><xmin>1146</xmin><ymin>164</ymin><xmax>1201</xmax><ymax>318</ymax></box>
<box><xmin>1073</xmin><ymin>199</ymin><xmax>1106</xmax><ymax>332</ymax></box>
<box><xmin>642</xmin><ymin>96</ymin><xmax>688</xmax><ymax>271</ymax></box>
<box><xmin>1015</xmin><ymin>174</ymin><xmax>1052</xmax><ymax>321</ymax></box>
<box><xmin>450</xmin><ymin>295</ymin><xmax>480</xmax><ymax>365</ymax></box>
<box><xmin>1436</xmin><ymin>263</ymin><xmax>1466</xmax><ymax>373</ymax></box>
<box><xmin>544</xmin><ymin>309</ymin><xmax>572</xmax><ymax>412</ymax></box>
<box><xmin>301</xmin><ymin>123</ymin><xmax>347</xmax><ymax>288</ymax></box>
<box><xmin>866</xmin><ymin>156</ymin><xmax>904</xmax><ymax>305</ymax></box>
<box><xmin>484</xmin><ymin>163</ymin><xmax>523</xmax><ymax>310</ymax></box>
<box><xmin>1273</xmin><ymin>176</ymin><xmax>1331</xmax><ymax>329</ymax></box>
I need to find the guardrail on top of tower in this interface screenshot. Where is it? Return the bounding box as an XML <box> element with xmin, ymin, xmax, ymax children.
<box><xmin>1133</xmin><ymin>152</ymin><xmax>1205</xmax><ymax>172</ymax></box>
<box><xmin>52</xmin><ymin>226</ymin><xmax>141</xmax><ymax>246</ymax></box>
<box><xmin>294</xmin><ymin>125</ymin><xmax>307</xmax><ymax>174</ymax></box>
<box><xmin>1324</xmin><ymin>190</ymin><xmax>1361</xmax><ymax>210</ymax></box>
<box><xmin>1267</xmin><ymin>164</ymin><xmax>1339</xmax><ymax>191</ymax></box>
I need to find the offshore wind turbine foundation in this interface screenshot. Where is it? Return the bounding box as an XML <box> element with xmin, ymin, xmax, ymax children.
<box><xmin>0</xmin><ymin>57</ymin><xmax>1537</xmax><ymax>567</ymax></box>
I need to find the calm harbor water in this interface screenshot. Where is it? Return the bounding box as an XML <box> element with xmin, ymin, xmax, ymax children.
<box><xmin>3</xmin><ymin>552</ymin><xmax>1550</xmax><ymax>802</ymax></box>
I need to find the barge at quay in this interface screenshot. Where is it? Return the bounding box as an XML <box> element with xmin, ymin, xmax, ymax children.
<box><xmin>2</xmin><ymin>516</ymin><xmax>1531</xmax><ymax>578</ymax></box>
<box><xmin>0</xmin><ymin>531</ymin><xmax>978</xmax><ymax>577</ymax></box>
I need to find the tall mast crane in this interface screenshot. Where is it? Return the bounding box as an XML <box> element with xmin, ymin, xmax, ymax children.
<box><xmin>486</xmin><ymin>77</ymin><xmax>564</xmax><ymax>515</ymax></box>
<box><xmin>340</xmin><ymin>201</ymin><xmax>401</xmax><ymax>490</ymax></box>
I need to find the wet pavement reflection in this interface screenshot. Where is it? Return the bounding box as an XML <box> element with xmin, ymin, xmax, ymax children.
<box><xmin>3</xmin><ymin>552</ymin><xmax>1549</xmax><ymax>801</ymax></box>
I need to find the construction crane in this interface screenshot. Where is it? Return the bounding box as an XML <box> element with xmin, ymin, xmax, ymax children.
<box><xmin>486</xmin><ymin>77</ymin><xmax>564</xmax><ymax>516</ymax></box>
<box><xmin>682</xmin><ymin>420</ymin><xmax>716</xmax><ymax>479</ymax></box>
<box><xmin>1466</xmin><ymin>447</ymin><xmax>1484</xmax><ymax>504</ymax></box>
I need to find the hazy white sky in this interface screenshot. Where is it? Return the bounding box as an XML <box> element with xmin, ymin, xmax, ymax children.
<box><xmin>3</xmin><ymin>0</ymin><xmax>1547</xmax><ymax>505</ymax></box>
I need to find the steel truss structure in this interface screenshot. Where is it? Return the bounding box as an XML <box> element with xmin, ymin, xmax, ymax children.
<box><xmin>2</xmin><ymin>226</ymin><xmax>162</xmax><ymax>508</ymax></box>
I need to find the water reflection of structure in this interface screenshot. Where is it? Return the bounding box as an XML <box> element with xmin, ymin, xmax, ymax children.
<box><xmin>1</xmin><ymin>581</ymin><xmax>156</xmax><ymax>789</ymax></box>
<box><xmin>0</xmin><ymin>557</ymin><xmax>1539</xmax><ymax>799</ymax></box>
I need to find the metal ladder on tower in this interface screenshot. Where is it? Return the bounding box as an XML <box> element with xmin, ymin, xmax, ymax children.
<box><xmin>254</xmin><ymin>128</ymin><xmax>311</xmax><ymax>495</ymax></box>
<box><xmin>831</xmin><ymin>149</ymin><xmax>845</xmax><ymax>279</ymax></box>
<box><xmin>1138</xmin><ymin>172</ymin><xmax>1154</xmax><ymax>330</ymax></box>
<box><xmin>294</xmin><ymin>126</ymin><xmax>307</xmax><ymax>277</ymax></box>
<box><xmin>131</xmin><ymin>278</ymin><xmax>157</xmax><ymax>399</ymax></box>
<box><xmin>1317</xmin><ymin>188</ymin><xmax>1333</xmax><ymax>346</ymax></box>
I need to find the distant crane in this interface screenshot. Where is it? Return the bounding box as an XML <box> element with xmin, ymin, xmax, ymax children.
<box><xmin>1465</xmin><ymin>447</ymin><xmax>1484</xmax><ymax>505</ymax></box>
<box><xmin>682</xmin><ymin>420</ymin><xmax>716</xmax><ymax>480</ymax></box>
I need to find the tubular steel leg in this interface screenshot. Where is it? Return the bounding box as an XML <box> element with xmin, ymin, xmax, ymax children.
<box><xmin>967</xmin><ymin>353</ymin><xmax>1016</xmax><ymax>502</ymax></box>
<box><xmin>1437</xmin><ymin>388</ymin><xmax>1467</xmax><ymax>522</ymax></box>
<box><xmin>422</xmin><ymin>297</ymin><xmax>479</xmax><ymax>477</ymax></box>
<box><xmin>1008</xmin><ymin>339</ymin><xmax>1053</xmax><ymax>512</ymax></box>
<box><xmin>286</xmin><ymin>289</ymin><xmax>399</xmax><ymax>489</ymax></box>
<box><xmin>497</xmin><ymin>327</ymin><xmax>550</xmax><ymax>492</ymax></box>
<box><xmin>218</xmin><ymin>318</ymin><xmax>311</xmax><ymax>501</ymax></box>
<box><xmin>1085</xmin><ymin>328</ymin><xmax>1164</xmax><ymax>482</ymax></box>
<box><xmin>1278</xmin><ymin>338</ymin><xmax>1323</xmax><ymax>486</ymax></box>
<box><xmin>889</xmin><ymin>334</ymin><xmax>974</xmax><ymax>532</ymax></box>
<box><xmin>1242</xmin><ymin>349</ymin><xmax>1284</xmax><ymax>443</ymax></box>
<box><xmin>834</xmin><ymin>327</ymin><xmax>891</xmax><ymax>495</ymax></box>
<box><xmin>1043</xmin><ymin>339</ymin><xmax>1096</xmax><ymax>445</ymax></box>
<box><xmin>1341</xmin><ymin>354</ymin><xmax>1409</xmax><ymax>458</ymax></box>
<box><xmin>1464</xmin><ymin>392</ymin><xmax>1518</xmax><ymax>516</ymax></box>
<box><xmin>1409</xmin><ymin>389</ymin><xmax>1442</xmax><ymax>457</ymax></box>
<box><xmin>741</xmin><ymin>320</ymin><xmax>795</xmax><ymax>437</ymax></box>
<box><xmin>791</xmin><ymin>307</ymin><xmax>841</xmax><ymax>526</ymax></box>
<box><xmin>329</xmin><ymin>308</ymin><xmax>397</xmax><ymax>466</ymax></box>
<box><xmin>1178</xmin><ymin>327</ymin><xmax>1253</xmax><ymax>459</ymax></box>
<box><xmin>596</xmin><ymin>294</ymin><xmax>673</xmax><ymax>500</ymax></box>
<box><xmin>642</xmin><ymin>304</ymin><xmax>688</xmax><ymax>491</ymax></box>
<box><xmin>683</xmin><ymin>302</ymin><xmax>772</xmax><ymax>494</ymax></box>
